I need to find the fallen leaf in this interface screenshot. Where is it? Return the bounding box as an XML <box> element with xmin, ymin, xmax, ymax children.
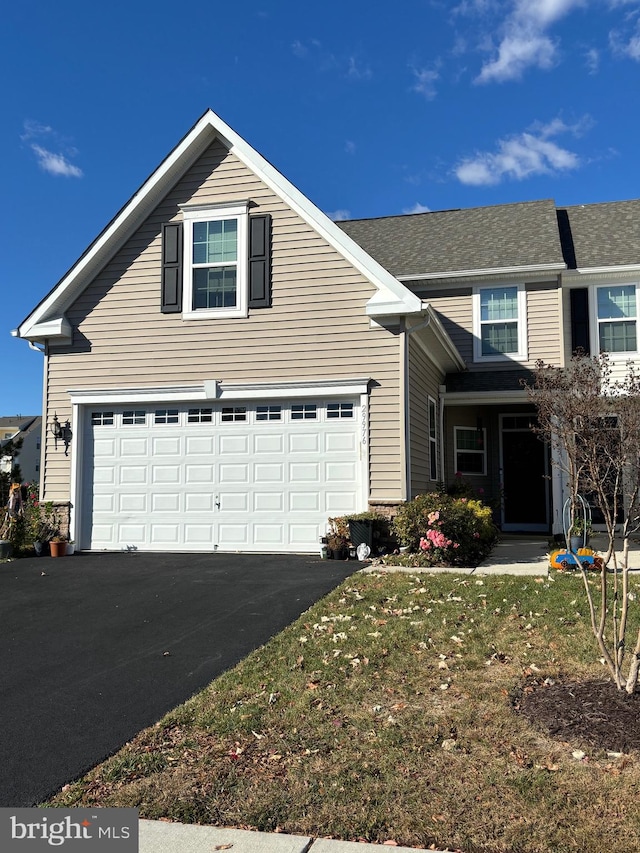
<box><xmin>215</xmin><ymin>845</ymin><xmax>234</xmax><ymax>850</ymax></box>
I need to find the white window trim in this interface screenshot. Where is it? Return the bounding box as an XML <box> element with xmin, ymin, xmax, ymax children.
<box><xmin>454</xmin><ymin>426</ymin><xmax>487</xmax><ymax>476</ymax></box>
<box><xmin>181</xmin><ymin>202</ymin><xmax>249</xmax><ymax>320</ymax></box>
<box><xmin>591</xmin><ymin>281</ymin><xmax>639</xmax><ymax>358</ymax></box>
<box><xmin>472</xmin><ymin>284</ymin><xmax>527</xmax><ymax>363</ymax></box>
<box><xmin>428</xmin><ymin>396</ymin><xmax>438</xmax><ymax>481</ymax></box>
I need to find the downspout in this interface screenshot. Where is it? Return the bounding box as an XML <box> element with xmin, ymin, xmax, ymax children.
<box><xmin>404</xmin><ymin>313</ymin><xmax>433</xmax><ymax>500</ymax></box>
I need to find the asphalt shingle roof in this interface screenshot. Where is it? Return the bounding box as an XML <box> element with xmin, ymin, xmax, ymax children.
<box><xmin>559</xmin><ymin>199</ymin><xmax>640</xmax><ymax>269</ymax></box>
<box><xmin>337</xmin><ymin>199</ymin><xmax>565</xmax><ymax>278</ymax></box>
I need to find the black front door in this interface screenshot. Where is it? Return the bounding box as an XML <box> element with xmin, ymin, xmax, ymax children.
<box><xmin>500</xmin><ymin>415</ymin><xmax>549</xmax><ymax>531</ymax></box>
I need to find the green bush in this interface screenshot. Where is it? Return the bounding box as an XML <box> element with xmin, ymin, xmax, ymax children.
<box><xmin>391</xmin><ymin>492</ymin><xmax>498</xmax><ymax>567</ymax></box>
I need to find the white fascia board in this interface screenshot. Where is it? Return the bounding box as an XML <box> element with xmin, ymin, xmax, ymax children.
<box><xmin>397</xmin><ymin>262</ymin><xmax>566</xmax><ymax>282</ymax></box>
<box><xmin>419</xmin><ymin>304</ymin><xmax>466</xmax><ymax>371</ymax></box>
<box><xmin>68</xmin><ymin>377</ymin><xmax>372</xmax><ymax>405</ymax></box>
<box><xmin>562</xmin><ymin>265</ymin><xmax>640</xmax><ymax>282</ymax></box>
<box><xmin>19</xmin><ymin>317</ymin><xmax>73</xmax><ymax>344</ymax></box>
<box><xmin>442</xmin><ymin>389</ymin><xmax>528</xmax><ymax>406</ymax></box>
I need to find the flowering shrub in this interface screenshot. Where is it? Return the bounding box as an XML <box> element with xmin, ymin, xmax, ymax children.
<box><xmin>392</xmin><ymin>492</ymin><xmax>498</xmax><ymax>567</ymax></box>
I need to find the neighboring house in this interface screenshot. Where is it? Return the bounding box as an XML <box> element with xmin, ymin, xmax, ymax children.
<box><xmin>0</xmin><ymin>416</ymin><xmax>42</xmax><ymax>483</ymax></box>
<box><xmin>12</xmin><ymin>110</ymin><xmax>640</xmax><ymax>552</ymax></box>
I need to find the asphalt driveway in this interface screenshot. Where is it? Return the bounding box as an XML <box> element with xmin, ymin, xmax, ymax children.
<box><xmin>0</xmin><ymin>551</ymin><xmax>357</xmax><ymax>807</ymax></box>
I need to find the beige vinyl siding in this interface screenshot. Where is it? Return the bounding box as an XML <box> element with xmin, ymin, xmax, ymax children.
<box><xmin>407</xmin><ymin>336</ymin><xmax>444</xmax><ymax>496</ymax></box>
<box><xmin>408</xmin><ymin>280</ymin><xmax>562</xmax><ymax>370</ymax></box>
<box><xmin>42</xmin><ymin>140</ymin><xmax>402</xmax><ymax>502</ymax></box>
<box><xmin>524</xmin><ymin>283</ymin><xmax>563</xmax><ymax>366</ymax></box>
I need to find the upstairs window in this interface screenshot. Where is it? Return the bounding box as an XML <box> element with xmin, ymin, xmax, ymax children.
<box><xmin>596</xmin><ymin>284</ymin><xmax>637</xmax><ymax>354</ymax></box>
<box><xmin>182</xmin><ymin>204</ymin><xmax>248</xmax><ymax>320</ymax></box>
<box><xmin>473</xmin><ymin>285</ymin><xmax>527</xmax><ymax>361</ymax></box>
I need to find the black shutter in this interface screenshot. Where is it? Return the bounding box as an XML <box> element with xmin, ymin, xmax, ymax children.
<box><xmin>161</xmin><ymin>222</ymin><xmax>183</xmax><ymax>313</ymax></box>
<box><xmin>248</xmin><ymin>214</ymin><xmax>271</xmax><ymax>308</ymax></box>
<box><xmin>570</xmin><ymin>288</ymin><xmax>590</xmax><ymax>355</ymax></box>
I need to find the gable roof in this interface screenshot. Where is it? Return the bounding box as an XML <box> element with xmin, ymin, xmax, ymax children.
<box><xmin>15</xmin><ymin>110</ymin><xmax>422</xmax><ymax>343</ymax></box>
<box><xmin>337</xmin><ymin>199</ymin><xmax>566</xmax><ymax>280</ymax></box>
<box><xmin>558</xmin><ymin>199</ymin><xmax>640</xmax><ymax>270</ymax></box>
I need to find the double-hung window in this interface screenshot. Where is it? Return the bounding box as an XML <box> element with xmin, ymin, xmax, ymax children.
<box><xmin>596</xmin><ymin>284</ymin><xmax>638</xmax><ymax>354</ymax></box>
<box><xmin>181</xmin><ymin>203</ymin><xmax>248</xmax><ymax>319</ymax></box>
<box><xmin>454</xmin><ymin>426</ymin><xmax>486</xmax><ymax>475</ymax></box>
<box><xmin>473</xmin><ymin>284</ymin><xmax>527</xmax><ymax>361</ymax></box>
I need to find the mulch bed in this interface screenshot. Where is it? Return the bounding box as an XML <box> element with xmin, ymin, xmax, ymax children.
<box><xmin>516</xmin><ymin>678</ymin><xmax>640</xmax><ymax>753</ymax></box>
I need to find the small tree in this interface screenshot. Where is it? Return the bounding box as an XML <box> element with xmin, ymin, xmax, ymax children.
<box><xmin>524</xmin><ymin>352</ymin><xmax>640</xmax><ymax>692</ymax></box>
<box><xmin>0</xmin><ymin>435</ymin><xmax>24</xmax><ymax>506</ymax></box>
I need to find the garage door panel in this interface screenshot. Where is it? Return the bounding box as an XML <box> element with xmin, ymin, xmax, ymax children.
<box><xmin>289</xmin><ymin>433</ymin><xmax>319</xmax><ymax>453</ymax></box>
<box><xmin>220</xmin><ymin>434</ymin><xmax>249</xmax><ymax>454</ymax></box>
<box><xmin>120</xmin><ymin>437</ymin><xmax>148</xmax><ymax>456</ymax></box>
<box><xmin>289</xmin><ymin>492</ymin><xmax>320</xmax><ymax>512</ymax></box>
<box><xmin>121</xmin><ymin>466</ymin><xmax>147</xmax><ymax>484</ymax></box>
<box><xmin>84</xmin><ymin>397</ymin><xmax>364</xmax><ymax>553</ymax></box>
<box><xmin>186</xmin><ymin>493</ymin><xmax>215</xmax><ymax>512</ymax></box>
<box><xmin>120</xmin><ymin>494</ymin><xmax>147</xmax><ymax>512</ymax></box>
<box><xmin>150</xmin><ymin>524</ymin><xmax>180</xmax><ymax>544</ymax></box>
<box><xmin>290</xmin><ymin>462</ymin><xmax>320</xmax><ymax>482</ymax></box>
<box><xmin>326</xmin><ymin>461</ymin><xmax>356</xmax><ymax>481</ymax></box>
<box><xmin>119</xmin><ymin>524</ymin><xmax>146</xmax><ymax>544</ymax></box>
<box><xmin>185</xmin><ymin>464</ymin><xmax>214</xmax><ymax>483</ymax></box>
<box><xmin>254</xmin><ymin>434</ymin><xmax>284</xmax><ymax>453</ymax></box>
<box><xmin>254</xmin><ymin>492</ymin><xmax>284</xmax><ymax>511</ymax></box>
<box><xmin>186</xmin><ymin>435</ymin><xmax>214</xmax><ymax>454</ymax></box>
<box><xmin>253</xmin><ymin>524</ymin><xmax>284</xmax><ymax>545</ymax></box>
<box><xmin>151</xmin><ymin>493</ymin><xmax>180</xmax><ymax>512</ymax></box>
<box><xmin>94</xmin><ymin>439</ymin><xmax>116</xmax><ymax>457</ymax></box>
<box><xmin>219</xmin><ymin>524</ymin><xmax>249</xmax><ymax>544</ymax></box>
<box><xmin>184</xmin><ymin>524</ymin><xmax>214</xmax><ymax>544</ymax></box>
<box><xmin>219</xmin><ymin>492</ymin><xmax>249</xmax><ymax>512</ymax></box>
<box><xmin>326</xmin><ymin>432</ymin><xmax>357</xmax><ymax>453</ymax></box>
<box><xmin>151</xmin><ymin>465</ymin><xmax>181</xmax><ymax>484</ymax></box>
<box><xmin>326</xmin><ymin>491</ymin><xmax>358</xmax><ymax>514</ymax></box>
<box><xmin>152</xmin><ymin>436</ymin><xmax>182</xmax><ymax>455</ymax></box>
<box><xmin>254</xmin><ymin>463</ymin><xmax>284</xmax><ymax>483</ymax></box>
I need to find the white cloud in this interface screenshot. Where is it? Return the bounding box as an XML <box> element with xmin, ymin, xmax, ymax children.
<box><xmin>584</xmin><ymin>46</ymin><xmax>600</xmax><ymax>72</ymax></box>
<box><xmin>22</xmin><ymin>119</ymin><xmax>83</xmax><ymax>178</ymax></box>
<box><xmin>403</xmin><ymin>202</ymin><xmax>431</xmax><ymax>214</ymax></box>
<box><xmin>476</xmin><ymin>0</ymin><xmax>587</xmax><ymax>83</ymax></box>
<box><xmin>291</xmin><ymin>39</ymin><xmax>308</xmax><ymax>58</ymax></box>
<box><xmin>31</xmin><ymin>145</ymin><xmax>83</xmax><ymax>178</ymax></box>
<box><xmin>345</xmin><ymin>140</ymin><xmax>356</xmax><ymax>155</ymax></box>
<box><xmin>328</xmin><ymin>209</ymin><xmax>351</xmax><ymax>221</ymax></box>
<box><xmin>411</xmin><ymin>64</ymin><xmax>441</xmax><ymax>99</ymax></box>
<box><xmin>454</xmin><ymin>117</ymin><xmax>584</xmax><ymax>185</ymax></box>
<box><xmin>610</xmin><ymin>18</ymin><xmax>640</xmax><ymax>59</ymax></box>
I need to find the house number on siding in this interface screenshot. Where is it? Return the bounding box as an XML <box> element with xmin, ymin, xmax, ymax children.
<box><xmin>360</xmin><ymin>405</ymin><xmax>368</xmax><ymax>446</ymax></box>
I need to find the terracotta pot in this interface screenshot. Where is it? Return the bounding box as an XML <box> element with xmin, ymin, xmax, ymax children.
<box><xmin>49</xmin><ymin>541</ymin><xmax>67</xmax><ymax>557</ymax></box>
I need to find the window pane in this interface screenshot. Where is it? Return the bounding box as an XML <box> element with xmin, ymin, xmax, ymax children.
<box><xmin>481</xmin><ymin>322</ymin><xmax>518</xmax><ymax>355</ymax></box>
<box><xmin>456</xmin><ymin>452</ymin><xmax>485</xmax><ymax>474</ymax></box>
<box><xmin>599</xmin><ymin>321</ymin><xmax>637</xmax><ymax>352</ymax></box>
<box><xmin>193</xmin><ymin>219</ymin><xmax>237</xmax><ymax>265</ymax></box>
<box><xmin>597</xmin><ymin>285</ymin><xmax>636</xmax><ymax>320</ymax></box>
<box><xmin>193</xmin><ymin>267</ymin><xmax>237</xmax><ymax>309</ymax></box>
<box><xmin>480</xmin><ymin>287</ymin><xmax>517</xmax><ymax>321</ymax></box>
<box><xmin>456</xmin><ymin>428</ymin><xmax>484</xmax><ymax>451</ymax></box>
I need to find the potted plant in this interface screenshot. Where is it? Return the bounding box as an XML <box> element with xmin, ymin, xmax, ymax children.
<box><xmin>49</xmin><ymin>536</ymin><xmax>68</xmax><ymax>558</ymax></box>
<box><xmin>327</xmin><ymin>534</ymin><xmax>349</xmax><ymax>560</ymax></box>
<box><xmin>569</xmin><ymin>517</ymin><xmax>592</xmax><ymax>552</ymax></box>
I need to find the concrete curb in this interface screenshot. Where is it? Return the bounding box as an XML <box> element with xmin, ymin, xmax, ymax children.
<box><xmin>139</xmin><ymin>822</ymin><xmax>447</xmax><ymax>853</ymax></box>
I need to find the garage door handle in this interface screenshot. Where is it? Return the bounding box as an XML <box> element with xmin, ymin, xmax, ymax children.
<box><xmin>215</xmin><ymin>495</ymin><xmax>221</xmax><ymax>509</ymax></box>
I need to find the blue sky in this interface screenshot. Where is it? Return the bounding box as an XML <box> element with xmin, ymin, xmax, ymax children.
<box><xmin>3</xmin><ymin>0</ymin><xmax>640</xmax><ymax>415</ymax></box>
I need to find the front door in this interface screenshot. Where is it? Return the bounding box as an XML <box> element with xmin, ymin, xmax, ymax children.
<box><xmin>500</xmin><ymin>414</ymin><xmax>549</xmax><ymax>532</ymax></box>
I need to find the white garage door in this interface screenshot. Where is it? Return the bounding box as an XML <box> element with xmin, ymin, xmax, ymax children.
<box><xmin>80</xmin><ymin>397</ymin><xmax>364</xmax><ymax>552</ymax></box>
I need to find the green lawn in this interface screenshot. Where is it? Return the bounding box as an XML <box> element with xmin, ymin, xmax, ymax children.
<box><xmin>48</xmin><ymin>569</ymin><xmax>640</xmax><ymax>853</ymax></box>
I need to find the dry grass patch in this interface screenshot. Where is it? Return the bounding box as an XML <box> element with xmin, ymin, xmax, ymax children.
<box><xmin>47</xmin><ymin>571</ymin><xmax>640</xmax><ymax>853</ymax></box>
